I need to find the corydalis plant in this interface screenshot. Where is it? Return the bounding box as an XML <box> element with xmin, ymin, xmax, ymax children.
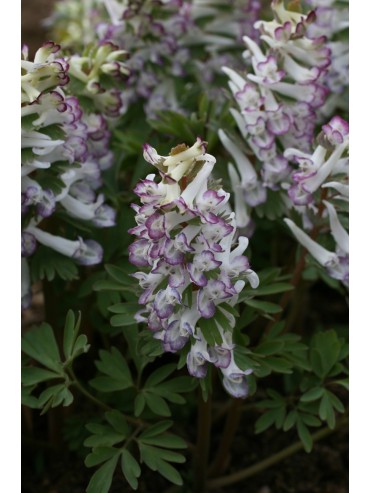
<box><xmin>129</xmin><ymin>139</ymin><xmax>259</xmax><ymax>398</ymax></box>
<box><xmin>284</xmin><ymin>116</ymin><xmax>349</xmax><ymax>286</ymax></box>
<box><xmin>48</xmin><ymin>0</ymin><xmax>263</xmax><ymax>118</ymax></box>
<box><xmin>21</xmin><ymin>42</ymin><xmax>117</xmax><ymax>308</ymax></box>
<box><xmin>219</xmin><ymin>0</ymin><xmax>332</xmax><ymax>227</ymax></box>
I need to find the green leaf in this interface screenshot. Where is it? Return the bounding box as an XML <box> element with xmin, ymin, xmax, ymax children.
<box><xmin>63</xmin><ymin>310</ymin><xmax>77</xmax><ymax>360</ymax></box>
<box><xmin>139</xmin><ymin>444</ymin><xmax>183</xmax><ymax>485</ymax></box>
<box><xmin>121</xmin><ymin>449</ymin><xmax>141</xmax><ymax>490</ymax></box>
<box><xmin>283</xmin><ymin>410</ymin><xmax>298</xmax><ymax>431</ymax></box>
<box><xmin>110</xmin><ymin>313</ymin><xmax>137</xmax><ymax>327</ymax></box>
<box><xmin>326</xmin><ymin>390</ymin><xmax>345</xmax><ymax>413</ymax></box>
<box><xmin>21</xmin><ymin>385</ymin><xmax>40</xmax><ymax>408</ymax></box>
<box><xmin>140</xmin><ymin>421</ymin><xmax>173</xmax><ymax>439</ymax></box>
<box><xmin>153</xmin><ymin>389</ymin><xmax>186</xmax><ymax>405</ymax></box>
<box><xmin>254</xmin><ymin>340</ymin><xmax>285</xmax><ymax>356</ymax></box>
<box><xmin>263</xmin><ymin>357</ymin><xmax>293</xmax><ymax>374</ymax></box>
<box><xmin>86</xmin><ymin>455</ymin><xmax>119</xmax><ymax>493</ymax></box>
<box><xmin>198</xmin><ymin>318</ymin><xmax>223</xmax><ymax>346</ymax></box>
<box><xmin>108</xmin><ymin>302</ymin><xmax>140</xmax><ymax>314</ymax></box>
<box><xmin>300</xmin><ymin>413</ymin><xmax>321</xmax><ymax>427</ymax></box>
<box><xmin>85</xmin><ymin>447</ymin><xmax>119</xmax><ymax>468</ymax></box>
<box><xmin>84</xmin><ymin>431</ymin><xmax>125</xmax><ymax>448</ymax></box>
<box><xmin>255</xmin><ymin>267</ymin><xmax>282</xmax><ymax>284</ymax></box>
<box><xmin>155</xmin><ymin>458</ymin><xmax>183</xmax><ymax>486</ymax></box>
<box><xmin>156</xmin><ymin>376</ymin><xmax>197</xmax><ymax>394</ymax></box>
<box><xmin>104</xmin><ymin>411</ymin><xmax>130</xmax><ymax>436</ymax></box>
<box><xmin>30</xmin><ymin>246</ymin><xmax>79</xmax><ymax>282</ymax></box>
<box><xmin>319</xmin><ymin>392</ymin><xmax>336</xmax><ymax>429</ymax></box>
<box><xmin>105</xmin><ymin>264</ymin><xmax>133</xmax><ymax>285</ymax></box>
<box><xmin>266</xmin><ymin>321</ymin><xmax>286</xmax><ymax>339</ymax></box>
<box><xmin>139</xmin><ymin>434</ymin><xmax>187</xmax><ymax>449</ymax></box>
<box><xmin>90</xmin><ymin>348</ymin><xmax>133</xmax><ymax>392</ymax></box>
<box><xmin>300</xmin><ymin>387</ymin><xmax>325</xmax><ymax>402</ymax></box>
<box><xmin>21</xmin><ymin>323</ymin><xmax>62</xmax><ymax>373</ymax></box>
<box><xmin>251</xmin><ymin>283</ymin><xmax>294</xmax><ymax>296</ymax></box>
<box><xmin>310</xmin><ymin>330</ymin><xmax>341</xmax><ymax>378</ymax></box>
<box><xmin>145</xmin><ymin>364</ymin><xmax>176</xmax><ymax>388</ymax></box>
<box><xmin>93</xmin><ymin>279</ymin><xmax>135</xmax><ymax>292</ymax></box>
<box><xmin>220</xmin><ymin>303</ymin><xmax>240</xmax><ymax>318</ymax></box>
<box><xmin>71</xmin><ymin>334</ymin><xmax>90</xmax><ymax>359</ymax></box>
<box><xmin>134</xmin><ymin>393</ymin><xmax>146</xmax><ymax>417</ymax></box>
<box><xmin>145</xmin><ymin>393</ymin><xmax>171</xmax><ymax>417</ymax></box>
<box><xmin>334</xmin><ymin>378</ymin><xmax>349</xmax><ymax>390</ymax></box>
<box><xmin>21</xmin><ymin>367</ymin><xmax>62</xmax><ymax>386</ymax></box>
<box><xmin>214</xmin><ymin>307</ymin><xmax>233</xmax><ymax>332</ymax></box>
<box><xmin>63</xmin><ymin>310</ymin><xmax>84</xmax><ymax>360</ymax></box>
<box><xmin>255</xmin><ymin>410</ymin><xmax>278</xmax><ymax>434</ymax></box>
<box><xmin>244</xmin><ymin>299</ymin><xmax>283</xmax><ymax>314</ymax></box>
<box><xmin>38</xmin><ymin>384</ymin><xmax>74</xmax><ymax>413</ymax></box>
<box><xmin>297</xmin><ymin>420</ymin><xmax>313</xmax><ymax>452</ymax></box>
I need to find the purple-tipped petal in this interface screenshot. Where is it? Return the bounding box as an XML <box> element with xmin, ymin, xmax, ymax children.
<box><xmin>209</xmin><ymin>347</ymin><xmax>232</xmax><ymax>369</ymax></box>
<box><xmin>163</xmin><ymin>320</ymin><xmax>189</xmax><ymax>352</ymax></box>
<box><xmin>22</xmin><ymin>232</ymin><xmax>37</xmax><ymax>257</ymax></box>
<box><xmin>74</xmin><ymin>239</ymin><xmax>103</xmax><ymax>266</ymax></box>
<box><xmin>145</xmin><ymin>212</ymin><xmax>166</xmax><ymax>240</ymax></box>
<box><xmin>128</xmin><ymin>239</ymin><xmax>150</xmax><ymax>267</ymax></box>
<box><xmin>197</xmin><ymin>289</ymin><xmax>216</xmax><ymax>318</ymax></box>
<box><xmin>222</xmin><ymin>375</ymin><xmax>249</xmax><ymax>398</ymax></box>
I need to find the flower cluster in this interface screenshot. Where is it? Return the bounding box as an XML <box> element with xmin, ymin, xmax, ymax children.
<box><xmin>284</xmin><ymin>115</ymin><xmax>349</xmax><ymax>286</ymax></box>
<box><xmin>48</xmin><ymin>0</ymin><xmax>263</xmax><ymax>118</ymax></box>
<box><xmin>306</xmin><ymin>0</ymin><xmax>349</xmax><ymax>118</ymax></box>
<box><xmin>129</xmin><ymin>139</ymin><xmax>259</xmax><ymax>397</ymax></box>
<box><xmin>219</xmin><ymin>0</ymin><xmax>333</xmax><ymax>227</ymax></box>
<box><xmin>68</xmin><ymin>41</ymin><xmax>129</xmax><ymax>118</ymax></box>
<box><xmin>21</xmin><ymin>42</ymin><xmax>117</xmax><ymax>308</ymax></box>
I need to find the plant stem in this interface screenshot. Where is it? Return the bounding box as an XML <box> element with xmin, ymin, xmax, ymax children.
<box><xmin>206</xmin><ymin>416</ymin><xmax>348</xmax><ymax>490</ymax></box>
<box><xmin>69</xmin><ymin>368</ymin><xmax>112</xmax><ymax>412</ymax></box>
<box><xmin>208</xmin><ymin>399</ymin><xmax>243</xmax><ymax>477</ymax></box>
<box><xmin>68</xmin><ymin>367</ymin><xmax>150</xmax><ymax>426</ymax></box>
<box><xmin>194</xmin><ymin>389</ymin><xmax>212</xmax><ymax>493</ymax></box>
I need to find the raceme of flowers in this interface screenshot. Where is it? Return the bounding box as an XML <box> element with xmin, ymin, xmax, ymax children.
<box><xmin>284</xmin><ymin>115</ymin><xmax>349</xmax><ymax>286</ymax></box>
<box><xmin>220</xmin><ymin>0</ymin><xmax>334</xmax><ymax>227</ymax></box>
<box><xmin>21</xmin><ymin>42</ymin><xmax>118</xmax><ymax>308</ymax></box>
<box><xmin>305</xmin><ymin>0</ymin><xmax>349</xmax><ymax>118</ymax></box>
<box><xmin>47</xmin><ymin>0</ymin><xmax>262</xmax><ymax>118</ymax></box>
<box><xmin>129</xmin><ymin>139</ymin><xmax>259</xmax><ymax>398</ymax></box>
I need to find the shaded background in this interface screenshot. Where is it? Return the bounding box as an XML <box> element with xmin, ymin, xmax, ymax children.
<box><xmin>22</xmin><ymin>0</ymin><xmax>55</xmax><ymax>55</ymax></box>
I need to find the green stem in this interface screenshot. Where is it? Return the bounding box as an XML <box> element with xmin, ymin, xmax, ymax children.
<box><xmin>68</xmin><ymin>367</ymin><xmax>151</xmax><ymax>427</ymax></box>
<box><xmin>69</xmin><ymin>367</ymin><xmax>112</xmax><ymax>412</ymax></box>
<box><xmin>206</xmin><ymin>416</ymin><xmax>348</xmax><ymax>490</ymax></box>
<box><xmin>208</xmin><ymin>399</ymin><xmax>243</xmax><ymax>477</ymax></box>
<box><xmin>194</xmin><ymin>390</ymin><xmax>212</xmax><ymax>493</ymax></box>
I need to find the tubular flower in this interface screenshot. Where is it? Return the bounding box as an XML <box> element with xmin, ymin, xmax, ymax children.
<box><xmin>21</xmin><ymin>42</ymin><xmax>117</xmax><ymax>307</ymax></box>
<box><xmin>284</xmin><ymin>116</ymin><xmax>349</xmax><ymax>207</ymax></box>
<box><xmin>47</xmin><ymin>0</ymin><xmax>264</xmax><ymax>117</ymax></box>
<box><xmin>284</xmin><ymin>217</ymin><xmax>348</xmax><ymax>286</ymax></box>
<box><xmin>306</xmin><ymin>0</ymin><xmax>349</xmax><ymax>118</ymax></box>
<box><xmin>220</xmin><ymin>0</ymin><xmax>334</xmax><ymax>225</ymax></box>
<box><xmin>129</xmin><ymin>140</ymin><xmax>259</xmax><ymax>398</ymax></box>
<box><xmin>283</xmin><ymin>117</ymin><xmax>349</xmax><ymax>287</ymax></box>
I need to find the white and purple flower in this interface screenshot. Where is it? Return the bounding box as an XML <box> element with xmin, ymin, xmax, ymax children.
<box><xmin>129</xmin><ymin>140</ymin><xmax>259</xmax><ymax>398</ymax></box>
